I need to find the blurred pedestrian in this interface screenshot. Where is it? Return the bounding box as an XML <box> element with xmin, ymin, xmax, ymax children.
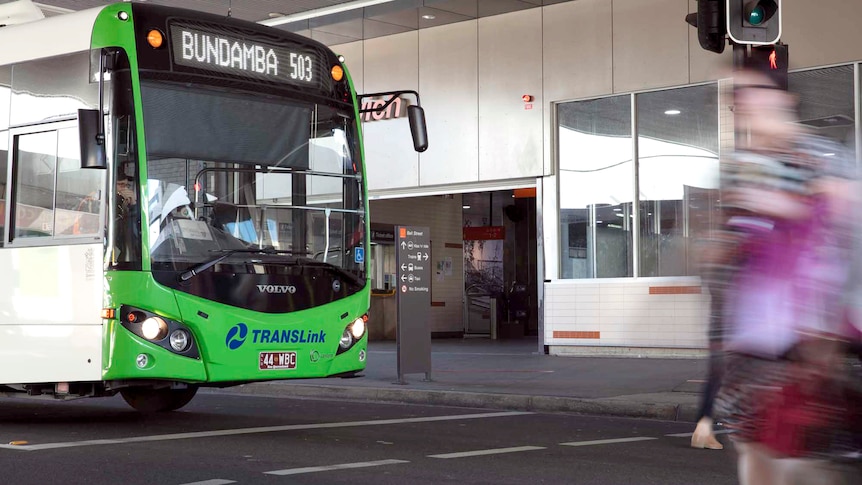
<box><xmin>713</xmin><ymin>67</ymin><xmax>859</xmax><ymax>484</ymax></box>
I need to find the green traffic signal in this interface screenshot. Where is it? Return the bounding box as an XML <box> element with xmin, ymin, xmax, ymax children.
<box><xmin>747</xmin><ymin>5</ymin><xmax>765</xmax><ymax>25</ymax></box>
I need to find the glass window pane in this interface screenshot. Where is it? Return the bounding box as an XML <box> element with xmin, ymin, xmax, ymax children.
<box><xmin>0</xmin><ymin>66</ymin><xmax>10</xmax><ymax>130</ymax></box>
<box><xmin>0</xmin><ymin>131</ymin><xmax>7</xmax><ymax>242</ymax></box>
<box><xmin>55</xmin><ymin>127</ymin><xmax>104</xmax><ymax>236</ymax></box>
<box><xmin>789</xmin><ymin>65</ymin><xmax>856</xmax><ymax>158</ymax></box>
<box><xmin>10</xmin><ymin>52</ymin><xmax>97</xmax><ymax>127</ymax></box>
<box><xmin>637</xmin><ymin>84</ymin><xmax>719</xmax><ymax>277</ymax></box>
<box><xmin>14</xmin><ymin>131</ymin><xmax>57</xmax><ymax>239</ymax></box>
<box><xmin>558</xmin><ymin>95</ymin><xmax>633</xmax><ymax>279</ymax></box>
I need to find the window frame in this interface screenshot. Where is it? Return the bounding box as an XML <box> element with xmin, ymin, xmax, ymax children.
<box><xmin>7</xmin><ymin>119</ymin><xmax>106</xmax><ymax>247</ymax></box>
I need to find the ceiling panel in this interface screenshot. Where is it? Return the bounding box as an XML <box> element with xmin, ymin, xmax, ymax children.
<box><xmin>423</xmin><ymin>0</ymin><xmax>478</xmax><ymax>17</ymax></box>
<box><xmin>477</xmin><ymin>0</ymin><xmax>535</xmax><ymax>18</ymax></box>
<box><xmin>362</xmin><ymin>17</ymin><xmax>413</xmax><ymax>39</ymax></box>
<box><xmin>4</xmin><ymin>0</ymin><xmax>577</xmax><ymax>45</ymax></box>
<box><xmin>417</xmin><ymin>6</ymin><xmax>473</xmax><ymax>29</ymax></box>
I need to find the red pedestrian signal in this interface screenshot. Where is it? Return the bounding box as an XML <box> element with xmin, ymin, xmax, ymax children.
<box><xmin>744</xmin><ymin>43</ymin><xmax>788</xmax><ymax>89</ymax></box>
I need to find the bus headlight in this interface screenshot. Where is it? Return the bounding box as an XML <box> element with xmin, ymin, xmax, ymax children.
<box><xmin>170</xmin><ymin>330</ymin><xmax>190</xmax><ymax>352</ymax></box>
<box><xmin>119</xmin><ymin>306</ymin><xmax>199</xmax><ymax>359</ymax></box>
<box><xmin>141</xmin><ymin>317</ymin><xmax>168</xmax><ymax>341</ymax></box>
<box><xmin>339</xmin><ymin>329</ymin><xmax>353</xmax><ymax>349</ymax></box>
<box><xmin>350</xmin><ymin>317</ymin><xmax>365</xmax><ymax>339</ymax></box>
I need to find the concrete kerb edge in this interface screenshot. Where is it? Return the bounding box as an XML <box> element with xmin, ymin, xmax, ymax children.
<box><xmin>218</xmin><ymin>384</ymin><xmax>699</xmax><ymax>422</ymax></box>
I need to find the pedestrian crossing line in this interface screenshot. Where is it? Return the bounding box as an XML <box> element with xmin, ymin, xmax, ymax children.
<box><xmin>178</xmin><ymin>480</ymin><xmax>236</xmax><ymax>485</ymax></box>
<box><xmin>665</xmin><ymin>430</ymin><xmax>731</xmax><ymax>438</ymax></box>
<box><xmin>428</xmin><ymin>446</ymin><xmax>546</xmax><ymax>459</ymax></box>
<box><xmin>559</xmin><ymin>437</ymin><xmax>658</xmax><ymax>447</ymax></box>
<box><xmin>264</xmin><ymin>459</ymin><xmax>409</xmax><ymax>476</ymax></box>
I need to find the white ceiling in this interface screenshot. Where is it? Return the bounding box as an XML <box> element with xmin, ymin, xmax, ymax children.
<box><xmin>6</xmin><ymin>0</ymin><xmax>574</xmax><ymax>45</ymax></box>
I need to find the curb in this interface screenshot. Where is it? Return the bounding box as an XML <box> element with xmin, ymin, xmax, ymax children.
<box><xmin>213</xmin><ymin>383</ymin><xmax>701</xmax><ymax>422</ymax></box>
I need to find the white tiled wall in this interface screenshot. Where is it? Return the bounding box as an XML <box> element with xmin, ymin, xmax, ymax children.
<box><xmin>544</xmin><ymin>277</ymin><xmax>710</xmax><ymax>350</ymax></box>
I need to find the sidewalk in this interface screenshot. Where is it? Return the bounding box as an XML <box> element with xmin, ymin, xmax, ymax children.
<box><xmin>225</xmin><ymin>339</ymin><xmax>708</xmax><ymax>422</ymax></box>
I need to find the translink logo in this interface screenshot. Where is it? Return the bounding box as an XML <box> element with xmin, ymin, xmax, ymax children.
<box><xmin>226</xmin><ymin>323</ymin><xmax>248</xmax><ymax>350</ymax></box>
<box><xmin>225</xmin><ymin>323</ymin><xmax>326</xmax><ymax>350</ymax></box>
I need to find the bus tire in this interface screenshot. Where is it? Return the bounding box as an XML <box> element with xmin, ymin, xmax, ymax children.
<box><xmin>120</xmin><ymin>386</ymin><xmax>199</xmax><ymax>413</ymax></box>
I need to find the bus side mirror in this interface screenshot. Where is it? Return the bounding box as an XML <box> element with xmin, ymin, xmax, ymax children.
<box><xmin>78</xmin><ymin>109</ymin><xmax>107</xmax><ymax>169</ymax></box>
<box><xmin>407</xmin><ymin>105</ymin><xmax>428</xmax><ymax>153</ymax></box>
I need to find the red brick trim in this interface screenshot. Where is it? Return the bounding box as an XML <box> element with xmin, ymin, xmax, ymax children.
<box><xmin>649</xmin><ymin>286</ymin><xmax>701</xmax><ymax>295</ymax></box>
<box><xmin>553</xmin><ymin>331</ymin><xmax>600</xmax><ymax>339</ymax></box>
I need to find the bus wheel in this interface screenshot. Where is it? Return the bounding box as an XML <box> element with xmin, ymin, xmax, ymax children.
<box><xmin>120</xmin><ymin>386</ymin><xmax>199</xmax><ymax>412</ymax></box>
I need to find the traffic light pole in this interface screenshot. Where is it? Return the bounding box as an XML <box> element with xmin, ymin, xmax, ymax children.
<box><xmin>732</xmin><ymin>42</ymin><xmax>747</xmax><ymax>70</ymax></box>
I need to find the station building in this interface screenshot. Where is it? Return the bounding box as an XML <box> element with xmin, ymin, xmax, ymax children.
<box><xmin>15</xmin><ymin>0</ymin><xmax>859</xmax><ymax>356</ymax></box>
<box><xmin>280</xmin><ymin>0</ymin><xmax>862</xmax><ymax>356</ymax></box>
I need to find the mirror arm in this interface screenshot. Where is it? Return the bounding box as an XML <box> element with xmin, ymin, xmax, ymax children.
<box><xmin>358</xmin><ymin>90</ymin><xmax>422</xmax><ymax>113</ymax></box>
<box><xmin>96</xmin><ymin>49</ymin><xmax>106</xmax><ymax>146</ymax></box>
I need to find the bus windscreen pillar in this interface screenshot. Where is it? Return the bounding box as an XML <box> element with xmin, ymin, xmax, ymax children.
<box><xmin>395</xmin><ymin>226</ymin><xmax>432</xmax><ymax>383</ymax></box>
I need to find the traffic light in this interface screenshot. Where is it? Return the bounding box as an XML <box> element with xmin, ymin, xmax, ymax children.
<box><xmin>743</xmin><ymin>43</ymin><xmax>789</xmax><ymax>89</ymax></box>
<box><xmin>686</xmin><ymin>0</ymin><xmax>726</xmax><ymax>54</ymax></box>
<box><xmin>727</xmin><ymin>0</ymin><xmax>781</xmax><ymax>45</ymax></box>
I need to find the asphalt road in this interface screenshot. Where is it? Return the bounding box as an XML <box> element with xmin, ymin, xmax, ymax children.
<box><xmin>0</xmin><ymin>391</ymin><xmax>738</xmax><ymax>485</ymax></box>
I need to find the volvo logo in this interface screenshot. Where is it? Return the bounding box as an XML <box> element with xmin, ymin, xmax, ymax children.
<box><xmin>226</xmin><ymin>323</ymin><xmax>248</xmax><ymax>350</ymax></box>
<box><xmin>257</xmin><ymin>285</ymin><xmax>297</xmax><ymax>294</ymax></box>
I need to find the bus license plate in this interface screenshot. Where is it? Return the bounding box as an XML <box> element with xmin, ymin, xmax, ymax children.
<box><xmin>259</xmin><ymin>352</ymin><xmax>297</xmax><ymax>370</ymax></box>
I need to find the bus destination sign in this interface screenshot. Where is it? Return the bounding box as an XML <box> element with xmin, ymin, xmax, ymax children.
<box><xmin>170</xmin><ymin>24</ymin><xmax>320</xmax><ymax>87</ymax></box>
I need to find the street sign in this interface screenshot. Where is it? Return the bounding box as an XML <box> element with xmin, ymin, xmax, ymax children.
<box><xmin>395</xmin><ymin>225</ymin><xmax>431</xmax><ymax>383</ymax></box>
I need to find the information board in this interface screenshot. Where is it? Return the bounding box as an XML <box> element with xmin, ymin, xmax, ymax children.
<box><xmin>395</xmin><ymin>225</ymin><xmax>431</xmax><ymax>382</ymax></box>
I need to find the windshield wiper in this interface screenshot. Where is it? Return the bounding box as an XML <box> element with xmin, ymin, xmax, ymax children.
<box><xmin>178</xmin><ymin>248</ymin><xmax>300</xmax><ymax>282</ymax></box>
<box><xmin>297</xmin><ymin>258</ymin><xmax>365</xmax><ymax>287</ymax></box>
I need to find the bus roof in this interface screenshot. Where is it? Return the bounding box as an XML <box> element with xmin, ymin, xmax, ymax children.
<box><xmin>0</xmin><ymin>5</ymin><xmax>104</xmax><ymax>66</ymax></box>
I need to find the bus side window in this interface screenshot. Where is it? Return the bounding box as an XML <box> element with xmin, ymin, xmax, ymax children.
<box><xmin>0</xmin><ymin>131</ymin><xmax>7</xmax><ymax>245</ymax></box>
<box><xmin>10</xmin><ymin>125</ymin><xmax>104</xmax><ymax>241</ymax></box>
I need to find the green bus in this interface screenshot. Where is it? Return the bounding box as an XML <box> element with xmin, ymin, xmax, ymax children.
<box><xmin>0</xmin><ymin>1</ymin><xmax>427</xmax><ymax>412</ymax></box>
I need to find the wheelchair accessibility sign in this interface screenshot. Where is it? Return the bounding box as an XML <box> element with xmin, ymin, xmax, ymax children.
<box><xmin>354</xmin><ymin>247</ymin><xmax>365</xmax><ymax>264</ymax></box>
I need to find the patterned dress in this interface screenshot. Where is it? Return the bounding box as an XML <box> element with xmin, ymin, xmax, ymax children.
<box><xmin>710</xmin><ymin>133</ymin><xmax>859</xmax><ymax>459</ymax></box>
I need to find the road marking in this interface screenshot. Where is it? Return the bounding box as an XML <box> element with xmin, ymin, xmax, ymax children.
<box><xmin>179</xmin><ymin>480</ymin><xmax>236</xmax><ymax>485</ymax></box>
<box><xmin>665</xmin><ymin>429</ymin><xmax>731</xmax><ymax>438</ymax></box>
<box><xmin>436</xmin><ymin>370</ymin><xmax>555</xmax><ymax>374</ymax></box>
<box><xmin>560</xmin><ymin>437</ymin><xmax>657</xmax><ymax>447</ymax></box>
<box><xmin>428</xmin><ymin>445</ymin><xmax>545</xmax><ymax>459</ymax></box>
<box><xmin>0</xmin><ymin>411</ymin><xmax>529</xmax><ymax>452</ymax></box>
<box><xmin>265</xmin><ymin>459</ymin><xmax>408</xmax><ymax>476</ymax></box>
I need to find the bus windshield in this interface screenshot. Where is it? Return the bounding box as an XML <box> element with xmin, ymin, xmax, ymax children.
<box><xmin>135</xmin><ymin>80</ymin><xmax>365</xmax><ymax>280</ymax></box>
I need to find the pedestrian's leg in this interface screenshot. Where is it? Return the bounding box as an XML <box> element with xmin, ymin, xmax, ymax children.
<box><xmin>736</xmin><ymin>442</ymin><xmax>778</xmax><ymax>485</ymax></box>
<box><xmin>777</xmin><ymin>457</ymin><xmax>849</xmax><ymax>485</ymax></box>
<box><xmin>692</xmin><ymin>354</ymin><xmax>724</xmax><ymax>450</ymax></box>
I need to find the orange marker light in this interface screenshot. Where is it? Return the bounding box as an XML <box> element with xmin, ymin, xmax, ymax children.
<box><xmin>147</xmin><ymin>29</ymin><xmax>164</xmax><ymax>49</ymax></box>
<box><xmin>522</xmin><ymin>94</ymin><xmax>534</xmax><ymax>103</ymax></box>
<box><xmin>331</xmin><ymin>65</ymin><xmax>344</xmax><ymax>82</ymax></box>
<box><xmin>101</xmin><ymin>308</ymin><xmax>116</xmax><ymax>320</ymax></box>
<box><xmin>127</xmin><ymin>312</ymin><xmax>137</xmax><ymax>323</ymax></box>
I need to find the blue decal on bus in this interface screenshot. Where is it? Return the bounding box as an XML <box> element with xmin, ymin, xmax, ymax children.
<box><xmin>226</xmin><ymin>323</ymin><xmax>249</xmax><ymax>350</ymax></box>
<box><xmin>354</xmin><ymin>247</ymin><xmax>364</xmax><ymax>264</ymax></box>
<box><xmin>252</xmin><ymin>329</ymin><xmax>326</xmax><ymax>344</ymax></box>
